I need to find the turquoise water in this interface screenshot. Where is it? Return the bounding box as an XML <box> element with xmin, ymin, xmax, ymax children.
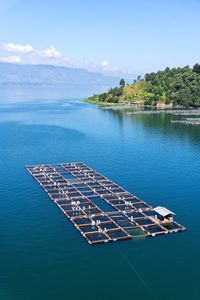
<box><xmin>0</xmin><ymin>92</ymin><xmax>200</xmax><ymax>299</ymax></box>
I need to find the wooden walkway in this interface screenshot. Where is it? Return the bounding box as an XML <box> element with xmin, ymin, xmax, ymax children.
<box><xmin>26</xmin><ymin>162</ymin><xmax>185</xmax><ymax>245</ymax></box>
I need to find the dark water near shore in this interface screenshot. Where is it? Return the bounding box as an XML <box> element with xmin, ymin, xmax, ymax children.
<box><xmin>0</xmin><ymin>88</ymin><xmax>200</xmax><ymax>300</ymax></box>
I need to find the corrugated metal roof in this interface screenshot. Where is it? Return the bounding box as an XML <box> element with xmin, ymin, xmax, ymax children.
<box><xmin>153</xmin><ymin>206</ymin><xmax>175</xmax><ymax>217</ymax></box>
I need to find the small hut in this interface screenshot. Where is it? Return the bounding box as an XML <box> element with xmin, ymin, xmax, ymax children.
<box><xmin>153</xmin><ymin>206</ymin><xmax>175</xmax><ymax>224</ymax></box>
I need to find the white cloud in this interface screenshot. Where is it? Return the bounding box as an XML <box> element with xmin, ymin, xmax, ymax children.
<box><xmin>2</xmin><ymin>42</ymin><xmax>34</xmax><ymax>53</ymax></box>
<box><xmin>101</xmin><ymin>60</ymin><xmax>108</xmax><ymax>68</ymax></box>
<box><xmin>0</xmin><ymin>55</ymin><xmax>22</xmax><ymax>63</ymax></box>
<box><xmin>40</xmin><ymin>46</ymin><xmax>61</xmax><ymax>58</ymax></box>
<box><xmin>0</xmin><ymin>42</ymin><xmax>127</xmax><ymax>76</ymax></box>
<box><xmin>99</xmin><ymin>60</ymin><xmax>122</xmax><ymax>75</ymax></box>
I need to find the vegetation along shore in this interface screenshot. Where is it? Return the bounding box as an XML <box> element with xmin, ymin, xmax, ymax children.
<box><xmin>85</xmin><ymin>64</ymin><xmax>200</xmax><ymax>108</ymax></box>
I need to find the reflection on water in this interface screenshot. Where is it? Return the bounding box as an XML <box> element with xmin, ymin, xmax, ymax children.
<box><xmin>104</xmin><ymin>107</ymin><xmax>200</xmax><ymax>147</ymax></box>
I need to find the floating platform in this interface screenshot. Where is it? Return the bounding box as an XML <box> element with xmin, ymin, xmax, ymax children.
<box><xmin>26</xmin><ymin>163</ymin><xmax>185</xmax><ymax>245</ymax></box>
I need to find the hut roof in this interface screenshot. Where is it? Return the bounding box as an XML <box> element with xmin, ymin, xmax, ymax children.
<box><xmin>154</xmin><ymin>206</ymin><xmax>175</xmax><ymax>217</ymax></box>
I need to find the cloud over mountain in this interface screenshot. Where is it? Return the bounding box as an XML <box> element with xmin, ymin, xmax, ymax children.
<box><xmin>0</xmin><ymin>42</ymin><xmax>126</xmax><ymax>76</ymax></box>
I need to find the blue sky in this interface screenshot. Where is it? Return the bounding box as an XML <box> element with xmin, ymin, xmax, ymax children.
<box><xmin>0</xmin><ymin>0</ymin><xmax>200</xmax><ymax>76</ymax></box>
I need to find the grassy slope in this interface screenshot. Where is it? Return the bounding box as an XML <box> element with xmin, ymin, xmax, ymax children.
<box><xmin>84</xmin><ymin>81</ymin><xmax>147</xmax><ymax>105</ymax></box>
<box><xmin>121</xmin><ymin>81</ymin><xmax>147</xmax><ymax>102</ymax></box>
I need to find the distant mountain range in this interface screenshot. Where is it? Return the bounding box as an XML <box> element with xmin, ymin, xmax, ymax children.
<box><xmin>0</xmin><ymin>63</ymin><xmax>120</xmax><ymax>90</ymax></box>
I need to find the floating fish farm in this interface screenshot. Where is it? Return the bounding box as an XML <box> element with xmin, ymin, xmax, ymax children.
<box><xmin>26</xmin><ymin>163</ymin><xmax>185</xmax><ymax>245</ymax></box>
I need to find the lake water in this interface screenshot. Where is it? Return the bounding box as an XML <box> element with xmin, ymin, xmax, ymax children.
<box><xmin>0</xmin><ymin>88</ymin><xmax>200</xmax><ymax>300</ymax></box>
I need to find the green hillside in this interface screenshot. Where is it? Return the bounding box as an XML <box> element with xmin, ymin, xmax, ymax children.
<box><xmin>85</xmin><ymin>64</ymin><xmax>200</xmax><ymax>108</ymax></box>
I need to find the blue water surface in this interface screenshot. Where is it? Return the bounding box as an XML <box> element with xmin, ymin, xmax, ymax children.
<box><xmin>0</xmin><ymin>88</ymin><xmax>200</xmax><ymax>300</ymax></box>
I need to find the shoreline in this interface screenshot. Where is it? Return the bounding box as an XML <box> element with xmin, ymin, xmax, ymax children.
<box><xmin>83</xmin><ymin>99</ymin><xmax>200</xmax><ymax>111</ymax></box>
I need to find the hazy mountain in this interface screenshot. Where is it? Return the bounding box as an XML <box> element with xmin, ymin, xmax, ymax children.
<box><xmin>0</xmin><ymin>63</ymin><xmax>120</xmax><ymax>88</ymax></box>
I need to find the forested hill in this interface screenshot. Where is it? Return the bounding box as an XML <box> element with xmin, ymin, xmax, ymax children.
<box><xmin>85</xmin><ymin>64</ymin><xmax>200</xmax><ymax>108</ymax></box>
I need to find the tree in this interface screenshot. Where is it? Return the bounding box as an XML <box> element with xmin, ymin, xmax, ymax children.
<box><xmin>119</xmin><ymin>78</ymin><xmax>125</xmax><ymax>88</ymax></box>
<box><xmin>193</xmin><ymin>63</ymin><xmax>200</xmax><ymax>74</ymax></box>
